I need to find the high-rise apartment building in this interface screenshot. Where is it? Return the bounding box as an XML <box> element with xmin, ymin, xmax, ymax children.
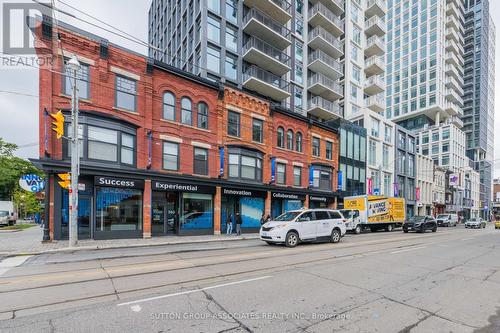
<box><xmin>148</xmin><ymin>0</ymin><xmax>346</xmax><ymax>122</ymax></box>
<box><xmin>463</xmin><ymin>0</ymin><xmax>495</xmax><ymax>219</ymax></box>
<box><xmin>386</xmin><ymin>0</ymin><xmax>469</xmax><ymax>212</ymax></box>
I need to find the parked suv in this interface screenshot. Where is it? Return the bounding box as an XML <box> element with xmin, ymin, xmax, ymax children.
<box><xmin>260</xmin><ymin>209</ymin><xmax>347</xmax><ymax>247</ymax></box>
<box><xmin>403</xmin><ymin>216</ymin><xmax>437</xmax><ymax>233</ymax></box>
<box><xmin>436</xmin><ymin>214</ymin><xmax>458</xmax><ymax>227</ymax></box>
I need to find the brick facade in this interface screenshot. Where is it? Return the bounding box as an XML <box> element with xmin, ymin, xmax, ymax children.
<box><xmin>32</xmin><ymin>19</ymin><xmax>340</xmax><ymax>240</ymax></box>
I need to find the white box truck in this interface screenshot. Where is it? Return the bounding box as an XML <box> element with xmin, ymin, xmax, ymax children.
<box><xmin>341</xmin><ymin>195</ymin><xmax>406</xmax><ymax>233</ymax></box>
<box><xmin>0</xmin><ymin>201</ymin><xmax>16</xmax><ymax>226</ymax></box>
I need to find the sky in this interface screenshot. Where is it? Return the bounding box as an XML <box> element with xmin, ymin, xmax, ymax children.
<box><xmin>0</xmin><ymin>0</ymin><xmax>499</xmax><ymax>176</ymax></box>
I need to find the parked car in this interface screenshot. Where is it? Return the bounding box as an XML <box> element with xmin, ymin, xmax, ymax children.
<box><xmin>465</xmin><ymin>217</ymin><xmax>486</xmax><ymax>229</ymax></box>
<box><xmin>260</xmin><ymin>209</ymin><xmax>347</xmax><ymax>247</ymax></box>
<box><xmin>495</xmin><ymin>221</ymin><xmax>500</xmax><ymax>230</ymax></box>
<box><xmin>436</xmin><ymin>213</ymin><xmax>458</xmax><ymax>227</ymax></box>
<box><xmin>403</xmin><ymin>216</ymin><xmax>437</xmax><ymax>233</ymax></box>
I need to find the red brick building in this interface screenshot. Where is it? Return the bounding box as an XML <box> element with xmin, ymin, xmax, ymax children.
<box><xmin>32</xmin><ymin>18</ymin><xmax>340</xmax><ymax>240</ymax></box>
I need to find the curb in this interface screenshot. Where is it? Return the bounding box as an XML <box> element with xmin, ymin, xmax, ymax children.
<box><xmin>0</xmin><ymin>235</ymin><xmax>261</xmax><ymax>257</ymax></box>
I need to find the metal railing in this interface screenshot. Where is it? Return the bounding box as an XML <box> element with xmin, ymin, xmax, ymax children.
<box><xmin>365</xmin><ymin>15</ymin><xmax>386</xmax><ymax>30</ymax></box>
<box><xmin>365</xmin><ymin>55</ymin><xmax>384</xmax><ymax>68</ymax></box>
<box><xmin>308</xmin><ymin>96</ymin><xmax>342</xmax><ymax>115</ymax></box>
<box><xmin>308</xmin><ymin>3</ymin><xmax>344</xmax><ymax>31</ymax></box>
<box><xmin>366</xmin><ymin>35</ymin><xmax>385</xmax><ymax>49</ymax></box>
<box><xmin>309</xmin><ymin>49</ymin><xmax>343</xmax><ymax>74</ymax></box>
<box><xmin>242</xmin><ymin>36</ymin><xmax>291</xmax><ymax>67</ymax></box>
<box><xmin>243</xmin><ymin>65</ymin><xmax>290</xmax><ymax>92</ymax></box>
<box><xmin>266</xmin><ymin>0</ymin><xmax>292</xmax><ymax>14</ymax></box>
<box><xmin>307</xmin><ymin>73</ymin><xmax>343</xmax><ymax>95</ymax></box>
<box><xmin>308</xmin><ymin>26</ymin><xmax>343</xmax><ymax>53</ymax></box>
<box><xmin>243</xmin><ymin>8</ymin><xmax>291</xmax><ymax>41</ymax></box>
<box><xmin>365</xmin><ymin>75</ymin><xmax>385</xmax><ymax>87</ymax></box>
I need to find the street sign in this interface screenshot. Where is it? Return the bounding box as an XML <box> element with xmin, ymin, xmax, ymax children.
<box><xmin>373</xmin><ymin>188</ymin><xmax>380</xmax><ymax>196</ymax></box>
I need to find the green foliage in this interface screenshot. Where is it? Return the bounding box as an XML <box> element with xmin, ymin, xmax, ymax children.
<box><xmin>13</xmin><ymin>189</ymin><xmax>42</xmax><ymax>217</ymax></box>
<box><xmin>0</xmin><ymin>138</ymin><xmax>42</xmax><ymax>200</ymax></box>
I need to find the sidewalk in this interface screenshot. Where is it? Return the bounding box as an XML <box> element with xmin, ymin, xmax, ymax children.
<box><xmin>0</xmin><ymin>226</ymin><xmax>259</xmax><ymax>256</ymax></box>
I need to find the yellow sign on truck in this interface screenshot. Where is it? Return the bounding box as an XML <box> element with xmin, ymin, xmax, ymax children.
<box><xmin>343</xmin><ymin>195</ymin><xmax>406</xmax><ymax>233</ymax></box>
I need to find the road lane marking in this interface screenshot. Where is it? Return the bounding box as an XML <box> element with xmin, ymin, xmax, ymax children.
<box><xmin>0</xmin><ymin>256</ymin><xmax>32</xmax><ymax>276</ymax></box>
<box><xmin>461</xmin><ymin>238</ymin><xmax>474</xmax><ymax>241</ymax></box>
<box><xmin>390</xmin><ymin>246</ymin><xmax>427</xmax><ymax>254</ymax></box>
<box><xmin>117</xmin><ymin>275</ymin><xmax>272</xmax><ymax>307</ymax></box>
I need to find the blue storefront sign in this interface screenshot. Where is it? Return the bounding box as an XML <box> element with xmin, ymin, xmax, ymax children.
<box><xmin>337</xmin><ymin>170</ymin><xmax>343</xmax><ymax>191</ymax></box>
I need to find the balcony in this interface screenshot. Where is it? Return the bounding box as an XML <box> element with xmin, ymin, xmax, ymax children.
<box><xmin>445</xmin><ymin>88</ymin><xmax>463</xmax><ymax>105</ymax></box>
<box><xmin>445</xmin><ymin>76</ymin><xmax>463</xmax><ymax>96</ymax></box>
<box><xmin>445</xmin><ymin>102</ymin><xmax>461</xmax><ymax>116</ymax></box>
<box><xmin>308</xmin><ymin>26</ymin><xmax>343</xmax><ymax>59</ymax></box>
<box><xmin>446</xmin><ymin>27</ymin><xmax>461</xmax><ymax>44</ymax></box>
<box><xmin>308</xmin><ymin>3</ymin><xmax>344</xmax><ymax>37</ymax></box>
<box><xmin>243</xmin><ymin>0</ymin><xmax>292</xmax><ymax>25</ymax></box>
<box><xmin>365</xmin><ymin>95</ymin><xmax>385</xmax><ymax>113</ymax></box>
<box><xmin>243</xmin><ymin>8</ymin><xmax>291</xmax><ymax>50</ymax></box>
<box><xmin>308</xmin><ymin>49</ymin><xmax>343</xmax><ymax>80</ymax></box>
<box><xmin>242</xmin><ymin>65</ymin><xmax>290</xmax><ymax>101</ymax></box>
<box><xmin>446</xmin><ymin>51</ymin><xmax>463</xmax><ymax>68</ymax></box>
<box><xmin>308</xmin><ymin>0</ymin><xmax>344</xmax><ymax>16</ymax></box>
<box><xmin>446</xmin><ymin>13</ymin><xmax>461</xmax><ymax>31</ymax></box>
<box><xmin>446</xmin><ymin>39</ymin><xmax>463</xmax><ymax>56</ymax></box>
<box><xmin>445</xmin><ymin>64</ymin><xmax>463</xmax><ymax>82</ymax></box>
<box><xmin>365</xmin><ymin>16</ymin><xmax>386</xmax><ymax>37</ymax></box>
<box><xmin>446</xmin><ymin>2</ymin><xmax>463</xmax><ymax>22</ymax></box>
<box><xmin>365</xmin><ymin>35</ymin><xmax>385</xmax><ymax>57</ymax></box>
<box><xmin>446</xmin><ymin>116</ymin><xmax>464</xmax><ymax>128</ymax></box>
<box><xmin>307</xmin><ymin>73</ymin><xmax>343</xmax><ymax>101</ymax></box>
<box><xmin>364</xmin><ymin>75</ymin><xmax>385</xmax><ymax>95</ymax></box>
<box><xmin>365</xmin><ymin>56</ymin><xmax>385</xmax><ymax>76</ymax></box>
<box><xmin>242</xmin><ymin>36</ymin><xmax>291</xmax><ymax>76</ymax></box>
<box><xmin>308</xmin><ymin>96</ymin><xmax>342</xmax><ymax>120</ymax></box>
<box><xmin>366</xmin><ymin>0</ymin><xmax>387</xmax><ymax>18</ymax></box>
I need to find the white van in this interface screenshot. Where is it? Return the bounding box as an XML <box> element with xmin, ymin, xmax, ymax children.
<box><xmin>259</xmin><ymin>209</ymin><xmax>347</xmax><ymax>247</ymax></box>
<box><xmin>436</xmin><ymin>213</ymin><xmax>458</xmax><ymax>227</ymax></box>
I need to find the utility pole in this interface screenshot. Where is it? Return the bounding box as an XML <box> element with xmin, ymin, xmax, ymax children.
<box><xmin>68</xmin><ymin>55</ymin><xmax>81</xmax><ymax>247</ymax></box>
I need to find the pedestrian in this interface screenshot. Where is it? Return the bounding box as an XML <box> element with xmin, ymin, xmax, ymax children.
<box><xmin>260</xmin><ymin>213</ymin><xmax>266</xmax><ymax>226</ymax></box>
<box><xmin>236</xmin><ymin>212</ymin><xmax>242</xmax><ymax>236</ymax></box>
<box><xmin>226</xmin><ymin>213</ymin><xmax>234</xmax><ymax>235</ymax></box>
<box><xmin>265</xmin><ymin>214</ymin><xmax>271</xmax><ymax>222</ymax></box>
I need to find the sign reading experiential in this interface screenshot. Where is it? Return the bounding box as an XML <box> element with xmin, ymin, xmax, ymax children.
<box><xmin>153</xmin><ymin>181</ymin><xmax>214</xmax><ymax>194</ymax></box>
<box><xmin>94</xmin><ymin>176</ymin><xmax>144</xmax><ymax>189</ymax></box>
<box><xmin>19</xmin><ymin>174</ymin><xmax>45</xmax><ymax>193</ymax></box>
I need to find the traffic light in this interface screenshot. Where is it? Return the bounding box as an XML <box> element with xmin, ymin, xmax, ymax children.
<box><xmin>50</xmin><ymin>111</ymin><xmax>65</xmax><ymax>139</ymax></box>
<box><xmin>57</xmin><ymin>173</ymin><xmax>71</xmax><ymax>189</ymax></box>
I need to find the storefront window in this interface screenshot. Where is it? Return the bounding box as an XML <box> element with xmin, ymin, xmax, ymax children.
<box><xmin>180</xmin><ymin>193</ymin><xmax>213</xmax><ymax>230</ymax></box>
<box><xmin>95</xmin><ymin>187</ymin><xmax>142</xmax><ymax>232</ymax></box>
<box><xmin>240</xmin><ymin>197</ymin><xmax>264</xmax><ymax>228</ymax></box>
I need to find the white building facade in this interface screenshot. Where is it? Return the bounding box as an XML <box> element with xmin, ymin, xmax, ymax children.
<box><xmin>433</xmin><ymin>166</ymin><xmax>447</xmax><ymax>216</ymax></box>
<box><xmin>416</xmin><ymin>153</ymin><xmax>433</xmax><ymax>216</ymax></box>
<box><xmin>350</xmin><ymin>110</ymin><xmax>395</xmax><ymax>196</ymax></box>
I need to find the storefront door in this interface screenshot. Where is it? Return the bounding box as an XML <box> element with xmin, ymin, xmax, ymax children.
<box><xmin>152</xmin><ymin>192</ymin><xmax>178</xmax><ymax>236</ymax></box>
<box><xmin>61</xmin><ymin>192</ymin><xmax>92</xmax><ymax>240</ymax></box>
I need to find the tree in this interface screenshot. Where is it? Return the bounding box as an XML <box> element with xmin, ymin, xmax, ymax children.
<box><xmin>0</xmin><ymin>138</ymin><xmax>42</xmax><ymax>200</ymax></box>
<box><xmin>13</xmin><ymin>189</ymin><xmax>43</xmax><ymax>218</ymax></box>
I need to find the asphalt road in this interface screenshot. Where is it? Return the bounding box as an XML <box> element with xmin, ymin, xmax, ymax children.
<box><xmin>0</xmin><ymin>225</ymin><xmax>500</xmax><ymax>332</ymax></box>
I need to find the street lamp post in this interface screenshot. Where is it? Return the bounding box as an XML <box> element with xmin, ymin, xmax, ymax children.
<box><xmin>67</xmin><ymin>55</ymin><xmax>81</xmax><ymax>247</ymax></box>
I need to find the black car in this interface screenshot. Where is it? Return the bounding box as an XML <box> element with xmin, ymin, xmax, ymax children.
<box><xmin>403</xmin><ymin>216</ymin><xmax>437</xmax><ymax>233</ymax></box>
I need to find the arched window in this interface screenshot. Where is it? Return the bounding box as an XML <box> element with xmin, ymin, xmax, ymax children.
<box><xmin>181</xmin><ymin>97</ymin><xmax>192</xmax><ymax>125</ymax></box>
<box><xmin>163</xmin><ymin>92</ymin><xmax>175</xmax><ymax>121</ymax></box>
<box><xmin>277</xmin><ymin>127</ymin><xmax>284</xmax><ymax>148</ymax></box>
<box><xmin>197</xmin><ymin>102</ymin><xmax>208</xmax><ymax>129</ymax></box>
<box><xmin>286</xmin><ymin>130</ymin><xmax>294</xmax><ymax>150</ymax></box>
<box><xmin>296</xmin><ymin>132</ymin><xmax>303</xmax><ymax>152</ymax></box>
